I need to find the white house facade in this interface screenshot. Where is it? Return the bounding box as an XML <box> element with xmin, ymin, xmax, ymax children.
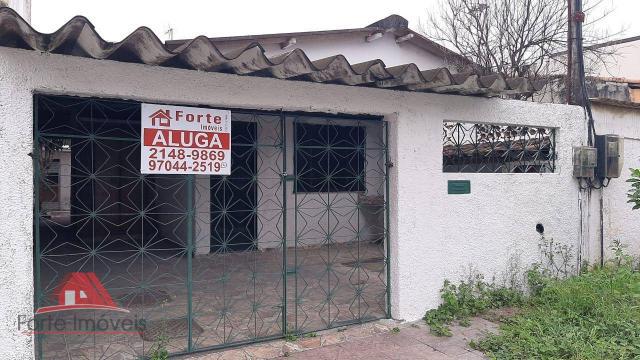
<box><xmin>0</xmin><ymin>7</ymin><xmax>639</xmax><ymax>360</ymax></box>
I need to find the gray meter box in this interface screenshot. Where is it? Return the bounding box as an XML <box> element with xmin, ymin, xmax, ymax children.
<box><xmin>573</xmin><ymin>146</ymin><xmax>597</xmax><ymax>179</ymax></box>
<box><xmin>595</xmin><ymin>134</ymin><xmax>623</xmax><ymax>179</ymax></box>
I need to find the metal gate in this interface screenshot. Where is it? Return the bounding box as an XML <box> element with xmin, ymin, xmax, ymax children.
<box><xmin>33</xmin><ymin>94</ymin><xmax>390</xmax><ymax>358</ymax></box>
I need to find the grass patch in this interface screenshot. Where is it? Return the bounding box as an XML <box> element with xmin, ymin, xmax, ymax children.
<box><xmin>425</xmin><ymin>238</ymin><xmax>640</xmax><ymax>359</ymax></box>
<box><xmin>475</xmin><ymin>265</ymin><xmax>640</xmax><ymax>359</ymax></box>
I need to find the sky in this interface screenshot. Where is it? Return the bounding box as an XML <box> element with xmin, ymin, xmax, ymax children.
<box><xmin>30</xmin><ymin>0</ymin><xmax>640</xmax><ymax>43</ymax></box>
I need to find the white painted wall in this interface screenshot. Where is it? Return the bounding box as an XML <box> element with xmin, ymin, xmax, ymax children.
<box><xmin>214</xmin><ymin>31</ymin><xmax>449</xmax><ymax>70</ymax></box>
<box><xmin>0</xmin><ymin>47</ymin><xmax>590</xmax><ymax>359</ymax></box>
<box><xmin>591</xmin><ymin>104</ymin><xmax>640</xmax><ymax>258</ymax></box>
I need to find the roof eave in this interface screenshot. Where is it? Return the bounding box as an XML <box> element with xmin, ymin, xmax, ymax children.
<box><xmin>166</xmin><ymin>27</ymin><xmax>378</xmax><ymax>49</ymax></box>
<box><xmin>0</xmin><ymin>6</ymin><xmax>538</xmax><ymax>99</ymax></box>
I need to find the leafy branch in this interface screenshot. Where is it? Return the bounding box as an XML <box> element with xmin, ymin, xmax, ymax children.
<box><xmin>627</xmin><ymin>168</ymin><xmax>640</xmax><ymax>210</ymax></box>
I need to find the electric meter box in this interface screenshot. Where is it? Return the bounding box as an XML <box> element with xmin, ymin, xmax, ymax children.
<box><xmin>595</xmin><ymin>134</ymin><xmax>623</xmax><ymax>179</ymax></box>
<box><xmin>573</xmin><ymin>146</ymin><xmax>597</xmax><ymax>178</ymax></box>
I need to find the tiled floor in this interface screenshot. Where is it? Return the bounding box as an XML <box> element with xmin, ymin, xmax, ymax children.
<box><xmin>37</xmin><ymin>242</ymin><xmax>388</xmax><ymax>359</ymax></box>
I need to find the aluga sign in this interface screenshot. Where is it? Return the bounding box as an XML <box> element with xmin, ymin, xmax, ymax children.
<box><xmin>141</xmin><ymin>103</ymin><xmax>231</xmax><ymax>175</ymax></box>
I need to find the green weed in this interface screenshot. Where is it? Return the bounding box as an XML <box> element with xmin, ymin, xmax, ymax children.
<box><xmin>284</xmin><ymin>332</ymin><xmax>298</xmax><ymax>342</ymax></box>
<box><xmin>148</xmin><ymin>334</ymin><xmax>169</xmax><ymax>360</ymax></box>
<box><xmin>423</xmin><ymin>271</ymin><xmax>523</xmax><ymax>336</ymax></box>
<box><xmin>425</xmin><ymin>233</ymin><xmax>639</xmax><ymax>359</ymax></box>
<box><xmin>476</xmin><ymin>265</ymin><xmax>640</xmax><ymax>359</ymax></box>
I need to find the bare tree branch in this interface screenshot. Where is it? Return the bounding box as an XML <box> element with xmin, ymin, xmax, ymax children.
<box><xmin>422</xmin><ymin>0</ymin><xmax>621</xmax><ymax>82</ymax></box>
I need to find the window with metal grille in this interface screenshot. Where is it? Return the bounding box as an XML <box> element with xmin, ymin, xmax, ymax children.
<box><xmin>443</xmin><ymin>121</ymin><xmax>556</xmax><ymax>173</ymax></box>
<box><xmin>295</xmin><ymin>122</ymin><xmax>366</xmax><ymax>192</ymax></box>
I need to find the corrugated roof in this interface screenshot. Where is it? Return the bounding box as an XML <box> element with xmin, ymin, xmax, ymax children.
<box><xmin>590</xmin><ymin>97</ymin><xmax>640</xmax><ymax>110</ymax></box>
<box><xmin>0</xmin><ymin>7</ymin><xmax>543</xmax><ymax>97</ymax></box>
<box><xmin>592</xmin><ymin>76</ymin><xmax>640</xmax><ymax>86</ymax></box>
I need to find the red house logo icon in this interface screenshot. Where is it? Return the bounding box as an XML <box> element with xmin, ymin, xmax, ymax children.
<box><xmin>149</xmin><ymin>109</ymin><xmax>172</xmax><ymax>127</ymax></box>
<box><xmin>35</xmin><ymin>272</ymin><xmax>129</xmax><ymax>314</ymax></box>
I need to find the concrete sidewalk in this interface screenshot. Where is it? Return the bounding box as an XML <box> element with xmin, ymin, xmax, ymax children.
<box><xmin>281</xmin><ymin>319</ymin><xmax>496</xmax><ymax>359</ymax></box>
<box><xmin>184</xmin><ymin>317</ymin><xmax>499</xmax><ymax>359</ymax></box>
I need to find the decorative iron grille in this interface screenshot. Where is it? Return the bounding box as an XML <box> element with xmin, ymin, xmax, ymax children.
<box><xmin>294</xmin><ymin>122</ymin><xmax>366</xmax><ymax>193</ymax></box>
<box><xmin>287</xmin><ymin>114</ymin><xmax>388</xmax><ymax>334</ymax></box>
<box><xmin>442</xmin><ymin>121</ymin><xmax>556</xmax><ymax>173</ymax></box>
<box><xmin>33</xmin><ymin>95</ymin><xmax>390</xmax><ymax>359</ymax></box>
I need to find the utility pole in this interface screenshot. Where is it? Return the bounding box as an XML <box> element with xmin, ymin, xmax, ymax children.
<box><xmin>566</xmin><ymin>0</ymin><xmax>573</xmax><ymax>104</ymax></box>
<box><xmin>568</xmin><ymin>0</ymin><xmax>586</xmax><ymax>105</ymax></box>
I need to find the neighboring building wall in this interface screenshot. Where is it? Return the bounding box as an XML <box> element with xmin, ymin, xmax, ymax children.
<box><xmin>1</xmin><ymin>47</ymin><xmax>586</xmax><ymax>358</ymax></box>
<box><xmin>595</xmin><ymin>39</ymin><xmax>640</xmax><ymax>80</ymax></box>
<box><xmin>592</xmin><ymin>104</ymin><xmax>640</xmax><ymax>257</ymax></box>
<box><xmin>539</xmin><ymin>37</ymin><xmax>640</xmax><ymax>104</ymax></box>
<box><xmin>212</xmin><ymin>31</ymin><xmax>449</xmax><ymax>70</ymax></box>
